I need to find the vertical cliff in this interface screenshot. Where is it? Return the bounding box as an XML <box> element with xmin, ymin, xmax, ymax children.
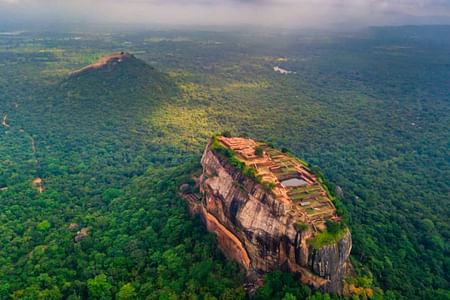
<box><xmin>184</xmin><ymin>136</ymin><xmax>353</xmax><ymax>295</ymax></box>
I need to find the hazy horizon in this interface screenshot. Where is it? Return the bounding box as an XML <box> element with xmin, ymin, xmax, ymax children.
<box><xmin>1</xmin><ymin>0</ymin><xmax>450</xmax><ymax>30</ymax></box>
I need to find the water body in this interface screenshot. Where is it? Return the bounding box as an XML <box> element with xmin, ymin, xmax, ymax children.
<box><xmin>281</xmin><ymin>178</ymin><xmax>308</xmax><ymax>187</ymax></box>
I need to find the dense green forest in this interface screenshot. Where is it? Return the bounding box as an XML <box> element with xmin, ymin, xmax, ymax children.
<box><xmin>0</xmin><ymin>26</ymin><xmax>448</xmax><ymax>299</ymax></box>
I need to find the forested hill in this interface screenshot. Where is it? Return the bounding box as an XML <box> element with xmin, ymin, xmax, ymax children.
<box><xmin>4</xmin><ymin>52</ymin><xmax>180</xmax><ymax>194</ymax></box>
<box><xmin>62</xmin><ymin>52</ymin><xmax>175</xmax><ymax>96</ymax></box>
<box><xmin>48</xmin><ymin>52</ymin><xmax>177</xmax><ymax>136</ymax></box>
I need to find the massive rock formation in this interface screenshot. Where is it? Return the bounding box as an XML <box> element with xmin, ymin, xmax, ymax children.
<box><xmin>184</xmin><ymin>136</ymin><xmax>353</xmax><ymax>294</ymax></box>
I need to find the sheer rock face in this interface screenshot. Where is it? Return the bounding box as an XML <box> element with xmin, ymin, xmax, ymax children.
<box><xmin>189</xmin><ymin>142</ymin><xmax>353</xmax><ymax>294</ymax></box>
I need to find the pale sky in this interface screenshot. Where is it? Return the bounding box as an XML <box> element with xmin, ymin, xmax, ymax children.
<box><xmin>1</xmin><ymin>0</ymin><xmax>449</xmax><ymax>28</ymax></box>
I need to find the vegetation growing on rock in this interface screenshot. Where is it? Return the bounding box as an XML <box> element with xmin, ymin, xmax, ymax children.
<box><xmin>310</xmin><ymin>227</ymin><xmax>349</xmax><ymax>250</ymax></box>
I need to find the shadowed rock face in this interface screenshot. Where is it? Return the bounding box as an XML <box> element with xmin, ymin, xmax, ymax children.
<box><xmin>187</xmin><ymin>140</ymin><xmax>353</xmax><ymax>294</ymax></box>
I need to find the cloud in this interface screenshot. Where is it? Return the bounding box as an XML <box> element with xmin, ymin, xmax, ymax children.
<box><xmin>0</xmin><ymin>0</ymin><xmax>449</xmax><ymax>28</ymax></box>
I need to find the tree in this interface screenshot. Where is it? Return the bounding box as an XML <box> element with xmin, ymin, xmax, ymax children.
<box><xmin>87</xmin><ymin>274</ymin><xmax>112</xmax><ymax>300</ymax></box>
<box><xmin>255</xmin><ymin>146</ymin><xmax>264</xmax><ymax>156</ymax></box>
<box><xmin>282</xmin><ymin>292</ymin><xmax>297</xmax><ymax>300</ymax></box>
<box><xmin>0</xmin><ymin>282</ymin><xmax>10</xmax><ymax>299</ymax></box>
<box><xmin>102</xmin><ymin>188</ymin><xmax>122</xmax><ymax>203</ymax></box>
<box><xmin>295</xmin><ymin>222</ymin><xmax>309</xmax><ymax>232</ymax></box>
<box><xmin>116</xmin><ymin>283</ymin><xmax>136</xmax><ymax>300</ymax></box>
<box><xmin>37</xmin><ymin>220</ymin><xmax>51</xmax><ymax>231</ymax></box>
<box><xmin>220</xmin><ymin>288</ymin><xmax>246</xmax><ymax>300</ymax></box>
<box><xmin>325</xmin><ymin>220</ymin><xmax>341</xmax><ymax>235</ymax></box>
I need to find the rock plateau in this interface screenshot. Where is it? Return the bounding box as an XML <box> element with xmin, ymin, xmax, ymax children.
<box><xmin>184</xmin><ymin>136</ymin><xmax>353</xmax><ymax>295</ymax></box>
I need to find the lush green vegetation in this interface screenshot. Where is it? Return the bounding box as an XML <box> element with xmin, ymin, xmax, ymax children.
<box><xmin>255</xmin><ymin>146</ymin><xmax>264</xmax><ymax>156</ymax></box>
<box><xmin>254</xmin><ymin>271</ymin><xmax>384</xmax><ymax>300</ymax></box>
<box><xmin>0</xmin><ymin>51</ymin><xmax>247</xmax><ymax>299</ymax></box>
<box><xmin>0</xmin><ymin>26</ymin><xmax>449</xmax><ymax>299</ymax></box>
<box><xmin>310</xmin><ymin>228</ymin><xmax>349</xmax><ymax>250</ymax></box>
<box><xmin>310</xmin><ymin>220</ymin><xmax>349</xmax><ymax>250</ymax></box>
<box><xmin>294</xmin><ymin>222</ymin><xmax>309</xmax><ymax>233</ymax></box>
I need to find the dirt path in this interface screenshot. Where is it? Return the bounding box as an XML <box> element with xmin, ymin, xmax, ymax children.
<box><xmin>3</xmin><ymin>110</ymin><xmax>43</xmax><ymax>192</ymax></box>
<box><xmin>30</xmin><ymin>135</ymin><xmax>36</xmax><ymax>154</ymax></box>
<box><xmin>2</xmin><ymin>114</ymin><xmax>10</xmax><ymax>128</ymax></box>
<box><xmin>28</xmin><ymin>134</ymin><xmax>42</xmax><ymax>192</ymax></box>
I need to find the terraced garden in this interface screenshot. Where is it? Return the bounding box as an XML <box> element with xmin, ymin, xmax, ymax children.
<box><xmin>217</xmin><ymin>136</ymin><xmax>340</xmax><ymax>232</ymax></box>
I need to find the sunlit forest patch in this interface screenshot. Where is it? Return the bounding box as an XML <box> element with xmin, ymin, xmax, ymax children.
<box><xmin>147</xmin><ymin>104</ymin><xmax>217</xmax><ymax>151</ymax></box>
<box><xmin>224</xmin><ymin>80</ymin><xmax>270</xmax><ymax>91</ymax></box>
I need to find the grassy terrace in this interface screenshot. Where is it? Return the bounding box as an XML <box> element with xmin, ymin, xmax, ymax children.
<box><xmin>310</xmin><ymin>226</ymin><xmax>349</xmax><ymax>250</ymax></box>
<box><xmin>210</xmin><ymin>135</ymin><xmax>347</xmax><ymax>245</ymax></box>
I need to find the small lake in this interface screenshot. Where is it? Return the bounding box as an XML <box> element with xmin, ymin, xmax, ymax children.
<box><xmin>281</xmin><ymin>178</ymin><xmax>308</xmax><ymax>187</ymax></box>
